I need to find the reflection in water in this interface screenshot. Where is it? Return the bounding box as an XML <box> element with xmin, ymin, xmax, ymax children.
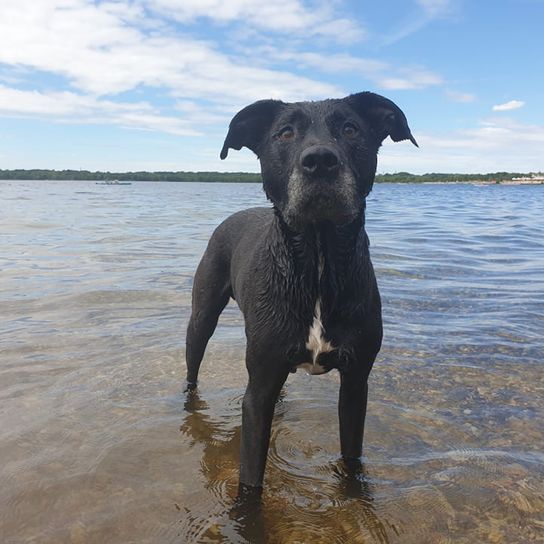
<box><xmin>332</xmin><ymin>462</ymin><xmax>390</xmax><ymax>544</ymax></box>
<box><xmin>1</xmin><ymin>181</ymin><xmax>543</xmax><ymax>543</ymax></box>
<box><xmin>180</xmin><ymin>390</ymin><xmax>390</xmax><ymax>544</ymax></box>
<box><xmin>180</xmin><ymin>390</ymin><xmax>261</xmax><ymax>542</ymax></box>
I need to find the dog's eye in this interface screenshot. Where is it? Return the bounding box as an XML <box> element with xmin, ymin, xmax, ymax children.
<box><xmin>278</xmin><ymin>127</ymin><xmax>295</xmax><ymax>141</ymax></box>
<box><xmin>342</xmin><ymin>122</ymin><xmax>358</xmax><ymax>138</ymax></box>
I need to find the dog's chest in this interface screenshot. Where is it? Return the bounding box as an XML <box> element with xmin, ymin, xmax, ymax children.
<box><xmin>295</xmin><ymin>297</ymin><xmax>333</xmax><ymax>375</ymax></box>
<box><xmin>295</xmin><ymin>254</ymin><xmax>334</xmax><ymax>375</ymax></box>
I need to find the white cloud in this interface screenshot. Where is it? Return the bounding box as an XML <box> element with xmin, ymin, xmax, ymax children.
<box><xmin>446</xmin><ymin>90</ymin><xmax>476</xmax><ymax>103</ymax></box>
<box><xmin>378</xmin><ymin>68</ymin><xmax>442</xmax><ymax>90</ymax></box>
<box><xmin>146</xmin><ymin>0</ymin><xmax>364</xmax><ymax>42</ymax></box>
<box><xmin>0</xmin><ymin>0</ymin><xmax>346</xmax><ymax>134</ymax></box>
<box><xmin>378</xmin><ymin>117</ymin><xmax>544</xmax><ymax>174</ymax></box>
<box><xmin>492</xmin><ymin>100</ymin><xmax>525</xmax><ymax>111</ymax></box>
<box><xmin>416</xmin><ymin>0</ymin><xmax>455</xmax><ymax>17</ymax></box>
<box><xmin>0</xmin><ymin>0</ymin><xmax>344</xmax><ymax>104</ymax></box>
<box><xmin>244</xmin><ymin>48</ymin><xmax>443</xmax><ymax>91</ymax></box>
<box><xmin>0</xmin><ymin>1</ymin><xmax>340</xmax><ymax>100</ymax></box>
<box><xmin>0</xmin><ymin>85</ymin><xmax>200</xmax><ymax>135</ymax></box>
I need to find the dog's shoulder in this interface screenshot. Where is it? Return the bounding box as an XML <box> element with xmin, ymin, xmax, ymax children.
<box><xmin>220</xmin><ymin>206</ymin><xmax>273</xmax><ymax>228</ymax></box>
<box><xmin>212</xmin><ymin>206</ymin><xmax>273</xmax><ymax>244</ymax></box>
<box><xmin>203</xmin><ymin>206</ymin><xmax>273</xmax><ymax>262</ymax></box>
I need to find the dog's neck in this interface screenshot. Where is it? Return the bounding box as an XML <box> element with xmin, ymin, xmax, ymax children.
<box><xmin>270</xmin><ymin>205</ymin><xmax>370</xmax><ymax>293</ymax></box>
<box><xmin>273</xmin><ymin>203</ymin><xmax>367</xmax><ymax>256</ymax></box>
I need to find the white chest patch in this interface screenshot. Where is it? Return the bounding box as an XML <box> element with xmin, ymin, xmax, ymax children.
<box><xmin>296</xmin><ymin>256</ymin><xmax>334</xmax><ymax>375</ymax></box>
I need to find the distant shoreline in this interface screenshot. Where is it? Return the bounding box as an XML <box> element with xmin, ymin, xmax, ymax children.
<box><xmin>0</xmin><ymin>169</ymin><xmax>543</xmax><ymax>185</ymax></box>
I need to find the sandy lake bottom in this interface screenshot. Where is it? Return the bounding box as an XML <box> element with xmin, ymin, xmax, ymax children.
<box><xmin>1</xmin><ymin>181</ymin><xmax>543</xmax><ymax>543</ymax></box>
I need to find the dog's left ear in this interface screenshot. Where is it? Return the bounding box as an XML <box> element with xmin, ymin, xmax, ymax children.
<box><xmin>220</xmin><ymin>99</ymin><xmax>284</xmax><ymax>159</ymax></box>
<box><xmin>346</xmin><ymin>92</ymin><xmax>418</xmax><ymax>147</ymax></box>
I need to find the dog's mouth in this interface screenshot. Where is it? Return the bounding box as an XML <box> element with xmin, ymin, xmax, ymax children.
<box><xmin>283</xmin><ymin>176</ymin><xmax>361</xmax><ymax>228</ymax></box>
<box><xmin>307</xmin><ymin>193</ymin><xmax>357</xmax><ymax>222</ymax></box>
<box><xmin>284</xmin><ymin>200</ymin><xmax>359</xmax><ymax>229</ymax></box>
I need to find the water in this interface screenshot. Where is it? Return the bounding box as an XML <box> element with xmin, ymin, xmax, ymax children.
<box><xmin>1</xmin><ymin>180</ymin><xmax>543</xmax><ymax>543</ymax></box>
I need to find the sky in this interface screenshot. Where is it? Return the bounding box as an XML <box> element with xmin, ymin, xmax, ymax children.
<box><xmin>0</xmin><ymin>0</ymin><xmax>543</xmax><ymax>174</ymax></box>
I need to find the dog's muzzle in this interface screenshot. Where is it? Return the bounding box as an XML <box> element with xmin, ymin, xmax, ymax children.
<box><xmin>282</xmin><ymin>145</ymin><xmax>359</xmax><ymax>228</ymax></box>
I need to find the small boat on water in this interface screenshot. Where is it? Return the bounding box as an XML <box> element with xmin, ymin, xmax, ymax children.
<box><xmin>95</xmin><ymin>179</ymin><xmax>132</xmax><ymax>185</ymax></box>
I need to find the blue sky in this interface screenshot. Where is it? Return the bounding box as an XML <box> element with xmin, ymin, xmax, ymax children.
<box><xmin>0</xmin><ymin>0</ymin><xmax>543</xmax><ymax>174</ymax></box>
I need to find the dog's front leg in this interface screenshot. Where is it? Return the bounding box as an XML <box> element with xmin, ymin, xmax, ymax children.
<box><xmin>338</xmin><ymin>370</ymin><xmax>369</xmax><ymax>461</ymax></box>
<box><xmin>239</xmin><ymin>362</ymin><xmax>289</xmax><ymax>491</ymax></box>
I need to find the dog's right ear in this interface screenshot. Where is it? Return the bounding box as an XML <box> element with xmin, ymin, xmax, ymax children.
<box><xmin>220</xmin><ymin>99</ymin><xmax>284</xmax><ymax>159</ymax></box>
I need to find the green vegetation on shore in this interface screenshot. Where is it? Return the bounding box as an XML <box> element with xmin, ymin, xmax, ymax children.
<box><xmin>0</xmin><ymin>169</ymin><xmax>261</xmax><ymax>183</ymax></box>
<box><xmin>0</xmin><ymin>169</ymin><xmax>535</xmax><ymax>183</ymax></box>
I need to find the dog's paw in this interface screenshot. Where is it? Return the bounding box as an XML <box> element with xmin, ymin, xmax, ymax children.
<box><xmin>183</xmin><ymin>380</ymin><xmax>198</xmax><ymax>393</ymax></box>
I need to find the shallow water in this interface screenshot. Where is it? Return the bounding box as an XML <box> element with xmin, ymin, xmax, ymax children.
<box><xmin>1</xmin><ymin>180</ymin><xmax>543</xmax><ymax>543</ymax></box>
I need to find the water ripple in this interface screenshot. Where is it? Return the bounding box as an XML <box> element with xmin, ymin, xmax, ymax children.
<box><xmin>1</xmin><ymin>181</ymin><xmax>543</xmax><ymax>543</ymax></box>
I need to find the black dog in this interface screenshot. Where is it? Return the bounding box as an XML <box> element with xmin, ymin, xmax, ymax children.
<box><xmin>186</xmin><ymin>92</ymin><xmax>417</xmax><ymax>492</ymax></box>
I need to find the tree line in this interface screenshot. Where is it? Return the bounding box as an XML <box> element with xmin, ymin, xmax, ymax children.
<box><xmin>0</xmin><ymin>169</ymin><xmax>533</xmax><ymax>183</ymax></box>
<box><xmin>0</xmin><ymin>169</ymin><xmax>261</xmax><ymax>183</ymax></box>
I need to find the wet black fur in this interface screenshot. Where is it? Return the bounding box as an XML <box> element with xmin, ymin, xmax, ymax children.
<box><xmin>186</xmin><ymin>92</ymin><xmax>417</xmax><ymax>491</ymax></box>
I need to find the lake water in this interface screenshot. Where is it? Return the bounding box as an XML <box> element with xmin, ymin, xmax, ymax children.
<box><xmin>1</xmin><ymin>180</ymin><xmax>543</xmax><ymax>543</ymax></box>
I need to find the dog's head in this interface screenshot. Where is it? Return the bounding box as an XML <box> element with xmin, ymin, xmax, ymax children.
<box><xmin>220</xmin><ymin>92</ymin><xmax>417</xmax><ymax>229</ymax></box>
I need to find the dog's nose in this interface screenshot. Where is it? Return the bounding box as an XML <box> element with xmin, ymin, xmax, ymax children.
<box><xmin>300</xmin><ymin>146</ymin><xmax>340</xmax><ymax>177</ymax></box>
